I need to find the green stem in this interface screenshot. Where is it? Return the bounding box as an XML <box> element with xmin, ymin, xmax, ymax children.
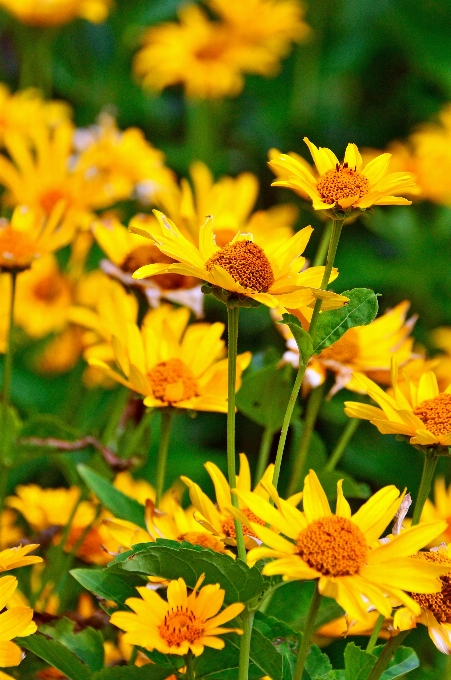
<box><xmin>155</xmin><ymin>410</ymin><xmax>173</xmax><ymax>507</ymax></box>
<box><xmin>313</xmin><ymin>221</ymin><xmax>333</xmax><ymax>267</ymax></box>
<box><xmin>185</xmin><ymin>651</ymin><xmax>195</xmax><ymax>679</ymax></box>
<box><xmin>325</xmin><ymin>418</ymin><xmax>360</xmax><ymax>472</ymax></box>
<box><xmin>101</xmin><ymin>387</ymin><xmax>130</xmax><ymax>448</ymax></box>
<box><xmin>0</xmin><ymin>470</ymin><xmax>8</xmax><ymax>550</ymax></box>
<box><xmin>366</xmin><ymin>631</ymin><xmax>409</xmax><ymax>680</ymax></box>
<box><xmin>226</xmin><ymin>306</ymin><xmax>246</xmax><ymax>562</ymax></box>
<box><xmin>293</xmin><ymin>585</ymin><xmax>322</xmax><ymax>680</ymax></box>
<box><xmin>17</xmin><ymin>26</ymin><xmax>54</xmax><ymax>96</ymax></box>
<box><xmin>366</xmin><ymin>613</ymin><xmax>385</xmax><ymax>654</ymax></box>
<box><xmin>309</xmin><ymin>218</ymin><xmax>344</xmax><ymax>337</ymax></box>
<box><xmin>2</xmin><ymin>271</ymin><xmax>17</xmax><ymax>407</ymax></box>
<box><xmin>186</xmin><ymin>98</ymin><xmax>221</xmax><ymax>172</ymax></box>
<box><xmin>411</xmin><ymin>451</ymin><xmax>439</xmax><ymax>526</ymax></box>
<box><xmin>238</xmin><ymin>608</ymin><xmax>254</xmax><ymax>680</ymax></box>
<box><xmin>287</xmin><ymin>382</ymin><xmax>326</xmax><ymax>496</ymax></box>
<box><xmin>128</xmin><ymin>646</ymin><xmax>138</xmax><ymax>666</ymax></box>
<box><xmin>254</xmin><ymin>426</ymin><xmax>274</xmax><ymax>484</ymax></box>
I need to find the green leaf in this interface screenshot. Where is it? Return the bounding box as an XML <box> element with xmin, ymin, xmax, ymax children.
<box><xmin>311</xmin><ymin>289</ymin><xmax>379</xmax><ymax>354</ymax></box>
<box><xmin>344</xmin><ymin>642</ymin><xmax>376</xmax><ymax>680</ymax></box>
<box><xmin>77</xmin><ymin>464</ymin><xmax>146</xmax><ymax>529</ymax></box>
<box><xmin>379</xmin><ymin>645</ymin><xmax>419</xmax><ymax>679</ymax></box>
<box><xmin>281</xmin><ymin>314</ymin><xmax>313</xmax><ymax>365</ymax></box>
<box><xmin>305</xmin><ymin>645</ymin><xmax>333</xmax><ymax>679</ymax></box>
<box><xmin>111</xmin><ymin>539</ymin><xmax>265</xmax><ymax>604</ymax></box>
<box><xmin>93</xmin><ymin>666</ymin><xmax>172</xmax><ymax>680</ymax></box>
<box><xmin>236</xmin><ymin>362</ymin><xmax>300</xmax><ymax>431</ymax></box>
<box><xmin>70</xmin><ymin>568</ymin><xmax>144</xmax><ymax>609</ymax></box>
<box><xmin>0</xmin><ymin>402</ymin><xmax>21</xmax><ymax>466</ymax></box>
<box><xmin>39</xmin><ymin>617</ymin><xmax>104</xmax><ymax>671</ymax></box>
<box><xmin>266</xmin><ymin>581</ymin><xmax>343</xmax><ymax>633</ymax></box>
<box><xmin>194</xmin><ymin>640</ymin><xmax>262</xmax><ymax>679</ymax></box>
<box><xmin>316</xmin><ymin>470</ymin><xmax>370</xmax><ymax>500</ymax></box>
<box><xmin>17</xmin><ymin>633</ymin><xmax>92</xmax><ymax>680</ymax></box>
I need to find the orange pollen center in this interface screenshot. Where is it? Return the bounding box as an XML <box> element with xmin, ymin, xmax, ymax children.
<box><xmin>411</xmin><ymin>552</ymin><xmax>451</xmax><ymax>623</ymax></box>
<box><xmin>205</xmin><ymin>240</ymin><xmax>274</xmax><ymax>292</ymax></box>
<box><xmin>179</xmin><ymin>532</ymin><xmax>227</xmax><ymax>554</ymax></box>
<box><xmin>33</xmin><ymin>274</ymin><xmax>67</xmax><ymax>303</ymax></box>
<box><xmin>148</xmin><ymin>358</ymin><xmax>199</xmax><ymax>404</ymax></box>
<box><xmin>316</xmin><ymin>164</ymin><xmax>370</xmax><ymax>205</ymax></box>
<box><xmin>0</xmin><ymin>225</ymin><xmax>37</xmax><ymax>270</ymax></box>
<box><xmin>159</xmin><ymin>607</ymin><xmax>205</xmax><ymax>647</ymax></box>
<box><xmin>121</xmin><ymin>244</ymin><xmax>197</xmax><ymax>291</ymax></box>
<box><xmin>413</xmin><ymin>393</ymin><xmax>451</xmax><ymax>437</ymax></box>
<box><xmin>40</xmin><ymin>189</ymin><xmax>66</xmax><ymax>214</ymax></box>
<box><xmin>221</xmin><ymin>508</ymin><xmax>265</xmax><ymax>540</ymax></box>
<box><xmin>319</xmin><ymin>331</ymin><xmax>359</xmax><ymax>364</ymax></box>
<box><xmin>296</xmin><ymin>515</ymin><xmax>367</xmax><ymax>576</ymax></box>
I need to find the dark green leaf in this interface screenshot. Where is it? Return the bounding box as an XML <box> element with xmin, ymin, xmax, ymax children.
<box><xmin>111</xmin><ymin>539</ymin><xmax>265</xmax><ymax>604</ymax></box>
<box><xmin>77</xmin><ymin>464</ymin><xmax>146</xmax><ymax>529</ymax></box>
<box><xmin>344</xmin><ymin>642</ymin><xmax>376</xmax><ymax>680</ymax></box>
<box><xmin>281</xmin><ymin>314</ymin><xmax>314</xmax><ymax>366</ymax></box>
<box><xmin>311</xmin><ymin>289</ymin><xmax>379</xmax><ymax>354</ymax></box>
<box><xmin>17</xmin><ymin>633</ymin><xmax>92</xmax><ymax>680</ymax></box>
<box><xmin>194</xmin><ymin>640</ymin><xmax>262</xmax><ymax>679</ymax></box>
<box><xmin>70</xmin><ymin>568</ymin><xmax>144</xmax><ymax>608</ymax></box>
<box><xmin>266</xmin><ymin>581</ymin><xmax>343</xmax><ymax>632</ymax></box>
<box><xmin>316</xmin><ymin>470</ymin><xmax>371</xmax><ymax>500</ymax></box>
<box><xmin>305</xmin><ymin>645</ymin><xmax>333</xmax><ymax>679</ymax></box>
<box><xmin>39</xmin><ymin>617</ymin><xmax>104</xmax><ymax>671</ymax></box>
<box><xmin>0</xmin><ymin>402</ymin><xmax>21</xmax><ymax>466</ymax></box>
<box><xmin>379</xmin><ymin>645</ymin><xmax>419</xmax><ymax>679</ymax></box>
<box><xmin>93</xmin><ymin>666</ymin><xmax>173</xmax><ymax>680</ymax></box>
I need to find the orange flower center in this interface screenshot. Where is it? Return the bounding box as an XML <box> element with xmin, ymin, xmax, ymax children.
<box><xmin>296</xmin><ymin>516</ymin><xmax>367</xmax><ymax>576</ymax></box>
<box><xmin>319</xmin><ymin>331</ymin><xmax>359</xmax><ymax>364</ymax></box>
<box><xmin>33</xmin><ymin>274</ymin><xmax>69</xmax><ymax>303</ymax></box>
<box><xmin>0</xmin><ymin>225</ymin><xmax>37</xmax><ymax>270</ymax></box>
<box><xmin>40</xmin><ymin>189</ymin><xmax>67</xmax><ymax>214</ymax></box>
<box><xmin>205</xmin><ymin>240</ymin><xmax>274</xmax><ymax>292</ymax></box>
<box><xmin>179</xmin><ymin>532</ymin><xmax>227</xmax><ymax>553</ymax></box>
<box><xmin>148</xmin><ymin>358</ymin><xmax>199</xmax><ymax>404</ymax></box>
<box><xmin>413</xmin><ymin>393</ymin><xmax>451</xmax><ymax>437</ymax></box>
<box><xmin>159</xmin><ymin>608</ymin><xmax>205</xmax><ymax>647</ymax></box>
<box><xmin>121</xmin><ymin>244</ymin><xmax>198</xmax><ymax>291</ymax></box>
<box><xmin>411</xmin><ymin>551</ymin><xmax>451</xmax><ymax>623</ymax></box>
<box><xmin>317</xmin><ymin>164</ymin><xmax>370</xmax><ymax>206</ymax></box>
<box><xmin>221</xmin><ymin>508</ymin><xmax>265</xmax><ymax>539</ymax></box>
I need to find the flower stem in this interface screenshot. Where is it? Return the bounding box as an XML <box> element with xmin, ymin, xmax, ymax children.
<box><xmin>238</xmin><ymin>608</ymin><xmax>254</xmax><ymax>680</ymax></box>
<box><xmin>287</xmin><ymin>382</ymin><xmax>326</xmax><ymax>496</ymax></box>
<box><xmin>155</xmin><ymin>410</ymin><xmax>173</xmax><ymax>507</ymax></box>
<box><xmin>17</xmin><ymin>26</ymin><xmax>54</xmax><ymax>96</ymax></box>
<box><xmin>2</xmin><ymin>271</ymin><xmax>17</xmax><ymax>407</ymax></box>
<box><xmin>185</xmin><ymin>651</ymin><xmax>195</xmax><ymax>680</ymax></box>
<box><xmin>186</xmin><ymin>98</ymin><xmax>222</xmax><ymax>172</ymax></box>
<box><xmin>411</xmin><ymin>450</ymin><xmax>439</xmax><ymax>525</ymax></box>
<box><xmin>226</xmin><ymin>306</ymin><xmax>246</xmax><ymax>562</ymax></box>
<box><xmin>254</xmin><ymin>426</ymin><xmax>274</xmax><ymax>484</ymax></box>
<box><xmin>366</xmin><ymin>613</ymin><xmax>385</xmax><ymax>654</ymax></box>
<box><xmin>366</xmin><ymin>631</ymin><xmax>409</xmax><ymax>680</ymax></box>
<box><xmin>293</xmin><ymin>584</ymin><xmax>322</xmax><ymax>680</ymax></box>
<box><xmin>325</xmin><ymin>418</ymin><xmax>360</xmax><ymax>472</ymax></box>
<box><xmin>313</xmin><ymin>221</ymin><xmax>333</xmax><ymax>267</ymax></box>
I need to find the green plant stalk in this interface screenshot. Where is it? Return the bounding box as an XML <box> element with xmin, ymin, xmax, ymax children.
<box><xmin>411</xmin><ymin>450</ymin><xmax>439</xmax><ymax>525</ymax></box>
<box><xmin>313</xmin><ymin>221</ymin><xmax>333</xmax><ymax>267</ymax></box>
<box><xmin>366</xmin><ymin>631</ymin><xmax>409</xmax><ymax>680</ymax></box>
<box><xmin>186</xmin><ymin>99</ymin><xmax>221</xmax><ymax>171</ymax></box>
<box><xmin>17</xmin><ymin>26</ymin><xmax>54</xmax><ymax>96</ymax></box>
<box><xmin>238</xmin><ymin>609</ymin><xmax>254</xmax><ymax>680</ymax></box>
<box><xmin>293</xmin><ymin>584</ymin><xmax>322</xmax><ymax>680</ymax></box>
<box><xmin>2</xmin><ymin>271</ymin><xmax>17</xmax><ymax>407</ymax></box>
<box><xmin>101</xmin><ymin>386</ymin><xmax>130</xmax><ymax>448</ymax></box>
<box><xmin>254</xmin><ymin>426</ymin><xmax>274</xmax><ymax>484</ymax></box>
<box><xmin>366</xmin><ymin>613</ymin><xmax>385</xmax><ymax>654</ymax></box>
<box><xmin>287</xmin><ymin>382</ymin><xmax>326</xmax><ymax>496</ymax></box>
<box><xmin>155</xmin><ymin>410</ymin><xmax>173</xmax><ymax>507</ymax></box>
<box><xmin>325</xmin><ymin>418</ymin><xmax>360</xmax><ymax>471</ymax></box>
<box><xmin>185</xmin><ymin>651</ymin><xmax>195</xmax><ymax>680</ymax></box>
<box><xmin>128</xmin><ymin>646</ymin><xmax>138</xmax><ymax>666</ymax></box>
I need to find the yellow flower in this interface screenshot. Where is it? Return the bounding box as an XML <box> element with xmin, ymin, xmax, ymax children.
<box><xmin>0</xmin><ymin>545</ymin><xmax>42</xmax><ymax>572</ymax></box>
<box><xmin>344</xmin><ymin>365</ymin><xmax>451</xmax><ymax>448</ymax></box>
<box><xmin>269</xmin><ymin>138</ymin><xmax>416</xmax><ymax>211</ymax></box>
<box><xmin>243</xmin><ymin>470</ymin><xmax>448</xmax><ymax>621</ymax></box>
<box><xmin>0</xmin><ymin>85</ymin><xmax>70</xmax><ymax>145</ymax></box>
<box><xmin>419</xmin><ymin>478</ymin><xmax>451</xmax><ymax>546</ymax></box>
<box><xmin>0</xmin><ymin>0</ymin><xmax>112</xmax><ymax>26</ymax></box>
<box><xmin>88</xmin><ymin>303</ymin><xmax>251</xmax><ymax>411</ymax></box>
<box><xmin>0</xmin><ymin>274</ymin><xmax>11</xmax><ymax>352</ymax></box>
<box><xmin>0</xmin><ymin>575</ymin><xmax>36</xmax><ymax>667</ymax></box>
<box><xmin>276</xmin><ymin>301</ymin><xmax>418</xmax><ymax>396</ymax></box>
<box><xmin>181</xmin><ymin>454</ymin><xmax>302</xmax><ymax>550</ymax></box>
<box><xmin>431</xmin><ymin>327</ymin><xmax>451</xmax><ymax>391</ymax></box>
<box><xmin>0</xmin><ymin>511</ymin><xmax>22</xmax><ymax>551</ymax></box>
<box><xmin>110</xmin><ymin>575</ymin><xmax>244</xmax><ymax>656</ymax></box>
<box><xmin>131</xmin><ymin>210</ymin><xmax>348</xmax><ymax>311</ymax></box>
<box><xmin>315</xmin><ymin>610</ymin><xmax>392</xmax><ymax>642</ymax></box>
<box><xmin>0</xmin><ymin>204</ymin><xmax>71</xmax><ymax>272</ymax></box>
<box><xmin>393</xmin><ymin>545</ymin><xmax>451</xmax><ymax>654</ymax></box>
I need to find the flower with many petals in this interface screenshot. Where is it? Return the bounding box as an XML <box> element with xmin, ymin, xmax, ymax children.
<box><xmin>0</xmin><ymin>576</ymin><xmax>36</xmax><ymax>668</ymax></box>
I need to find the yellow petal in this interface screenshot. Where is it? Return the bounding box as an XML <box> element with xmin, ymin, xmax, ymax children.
<box><xmin>352</xmin><ymin>485</ymin><xmax>401</xmax><ymax>543</ymax></box>
<box><xmin>335</xmin><ymin>480</ymin><xmax>351</xmax><ymax>519</ymax></box>
<box><xmin>417</xmin><ymin>372</ymin><xmax>439</xmax><ymax>403</ymax></box>
<box><xmin>368</xmin><ymin>521</ymin><xmax>448</xmax><ymax>564</ymax></box>
<box><xmin>303</xmin><ymin>469</ymin><xmax>331</xmax><ymax>523</ymax></box>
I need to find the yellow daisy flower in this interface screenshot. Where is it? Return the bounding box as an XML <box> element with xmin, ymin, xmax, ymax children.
<box><xmin>181</xmin><ymin>454</ymin><xmax>302</xmax><ymax>550</ymax></box>
<box><xmin>0</xmin><ymin>0</ymin><xmax>112</xmax><ymax>26</ymax></box>
<box><xmin>0</xmin><ymin>85</ymin><xmax>70</xmax><ymax>145</ymax></box>
<box><xmin>0</xmin><ymin>545</ymin><xmax>42</xmax><ymax>572</ymax></box>
<box><xmin>276</xmin><ymin>301</ymin><xmax>418</xmax><ymax>396</ymax></box>
<box><xmin>131</xmin><ymin>210</ymin><xmax>348</xmax><ymax>311</ymax></box>
<box><xmin>88</xmin><ymin>303</ymin><xmax>251</xmax><ymax>411</ymax></box>
<box><xmin>344</xmin><ymin>366</ymin><xmax>451</xmax><ymax>448</ymax></box>
<box><xmin>110</xmin><ymin>575</ymin><xmax>244</xmax><ymax>656</ymax></box>
<box><xmin>269</xmin><ymin>137</ymin><xmax>416</xmax><ymax>212</ymax></box>
<box><xmin>242</xmin><ymin>470</ymin><xmax>448</xmax><ymax>621</ymax></box>
<box><xmin>0</xmin><ymin>575</ymin><xmax>36</xmax><ymax>667</ymax></box>
<box><xmin>419</xmin><ymin>478</ymin><xmax>451</xmax><ymax>546</ymax></box>
<box><xmin>0</xmin><ymin>510</ymin><xmax>22</xmax><ymax>550</ymax></box>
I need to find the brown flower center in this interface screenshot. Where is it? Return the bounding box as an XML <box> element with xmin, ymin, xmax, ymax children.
<box><xmin>319</xmin><ymin>330</ymin><xmax>359</xmax><ymax>364</ymax></box>
<box><xmin>0</xmin><ymin>225</ymin><xmax>37</xmax><ymax>270</ymax></box>
<box><xmin>221</xmin><ymin>508</ymin><xmax>265</xmax><ymax>540</ymax></box>
<box><xmin>122</xmin><ymin>244</ymin><xmax>197</xmax><ymax>291</ymax></box>
<box><xmin>296</xmin><ymin>516</ymin><xmax>367</xmax><ymax>576</ymax></box>
<box><xmin>205</xmin><ymin>240</ymin><xmax>274</xmax><ymax>292</ymax></box>
<box><xmin>317</xmin><ymin>164</ymin><xmax>370</xmax><ymax>206</ymax></box>
<box><xmin>179</xmin><ymin>532</ymin><xmax>227</xmax><ymax>554</ymax></box>
<box><xmin>411</xmin><ymin>551</ymin><xmax>451</xmax><ymax>623</ymax></box>
<box><xmin>148</xmin><ymin>358</ymin><xmax>199</xmax><ymax>404</ymax></box>
<box><xmin>159</xmin><ymin>608</ymin><xmax>205</xmax><ymax>647</ymax></box>
<box><xmin>413</xmin><ymin>393</ymin><xmax>451</xmax><ymax>437</ymax></box>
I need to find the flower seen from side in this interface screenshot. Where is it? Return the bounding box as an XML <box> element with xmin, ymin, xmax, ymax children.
<box><xmin>0</xmin><ymin>0</ymin><xmax>112</xmax><ymax>26</ymax></box>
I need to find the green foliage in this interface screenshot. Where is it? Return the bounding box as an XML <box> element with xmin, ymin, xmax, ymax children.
<box><xmin>0</xmin><ymin>402</ymin><xmax>21</xmax><ymax>466</ymax></box>
<box><xmin>281</xmin><ymin>315</ymin><xmax>314</xmax><ymax>365</ymax></box>
<box><xmin>70</xmin><ymin>567</ymin><xmax>144</xmax><ymax>609</ymax></box>
<box><xmin>93</xmin><ymin>667</ymin><xmax>173</xmax><ymax>680</ymax></box>
<box><xmin>17</xmin><ymin>633</ymin><xmax>93</xmax><ymax>680</ymax></box>
<box><xmin>343</xmin><ymin>643</ymin><xmax>419</xmax><ymax>680</ymax></box>
<box><xmin>39</xmin><ymin>618</ymin><xmax>104</xmax><ymax>672</ymax></box>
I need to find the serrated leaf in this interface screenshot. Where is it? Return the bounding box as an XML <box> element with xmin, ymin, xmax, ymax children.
<box><xmin>281</xmin><ymin>314</ymin><xmax>313</xmax><ymax>365</ymax></box>
<box><xmin>17</xmin><ymin>633</ymin><xmax>92</xmax><ymax>680</ymax></box>
<box><xmin>111</xmin><ymin>539</ymin><xmax>265</xmax><ymax>604</ymax></box>
<box><xmin>77</xmin><ymin>464</ymin><xmax>146</xmax><ymax>528</ymax></box>
<box><xmin>93</xmin><ymin>666</ymin><xmax>172</xmax><ymax>680</ymax></box>
<box><xmin>70</xmin><ymin>568</ymin><xmax>144</xmax><ymax>608</ymax></box>
<box><xmin>344</xmin><ymin>642</ymin><xmax>376</xmax><ymax>680</ymax></box>
<box><xmin>39</xmin><ymin>617</ymin><xmax>104</xmax><ymax>671</ymax></box>
<box><xmin>305</xmin><ymin>645</ymin><xmax>333</xmax><ymax>679</ymax></box>
<box><xmin>311</xmin><ymin>289</ymin><xmax>379</xmax><ymax>354</ymax></box>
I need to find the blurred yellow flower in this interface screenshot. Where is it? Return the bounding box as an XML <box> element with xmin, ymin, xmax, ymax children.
<box><xmin>315</xmin><ymin>610</ymin><xmax>392</xmax><ymax>642</ymax></box>
<box><xmin>0</xmin><ymin>85</ymin><xmax>70</xmax><ymax>144</ymax></box>
<box><xmin>0</xmin><ymin>544</ymin><xmax>42</xmax><ymax>572</ymax></box>
<box><xmin>244</xmin><ymin>470</ymin><xmax>448</xmax><ymax>621</ymax></box>
<box><xmin>0</xmin><ymin>274</ymin><xmax>10</xmax><ymax>352</ymax></box>
<box><xmin>0</xmin><ymin>510</ymin><xmax>22</xmax><ymax>550</ymax></box>
<box><xmin>88</xmin><ymin>303</ymin><xmax>251</xmax><ymax>411</ymax></box>
<box><xmin>344</xmin><ymin>366</ymin><xmax>451</xmax><ymax>448</ymax></box>
<box><xmin>0</xmin><ymin>575</ymin><xmax>36</xmax><ymax>668</ymax></box>
<box><xmin>269</xmin><ymin>138</ymin><xmax>416</xmax><ymax>211</ymax></box>
<box><xmin>420</xmin><ymin>478</ymin><xmax>451</xmax><ymax>546</ymax></box>
<box><xmin>0</xmin><ymin>0</ymin><xmax>112</xmax><ymax>26</ymax></box>
<box><xmin>431</xmin><ymin>327</ymin><xmax>451</xmax><ymax>391</ymax></box>
<box><xmin>131</xmin><ymin>210</ymin><xmax>348</xmax><ymax>310</ymax></box>
<box><xmin>110</xmin><ymin>575</ymin><xmax>244</xmax><ymax>656</ymax></box>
